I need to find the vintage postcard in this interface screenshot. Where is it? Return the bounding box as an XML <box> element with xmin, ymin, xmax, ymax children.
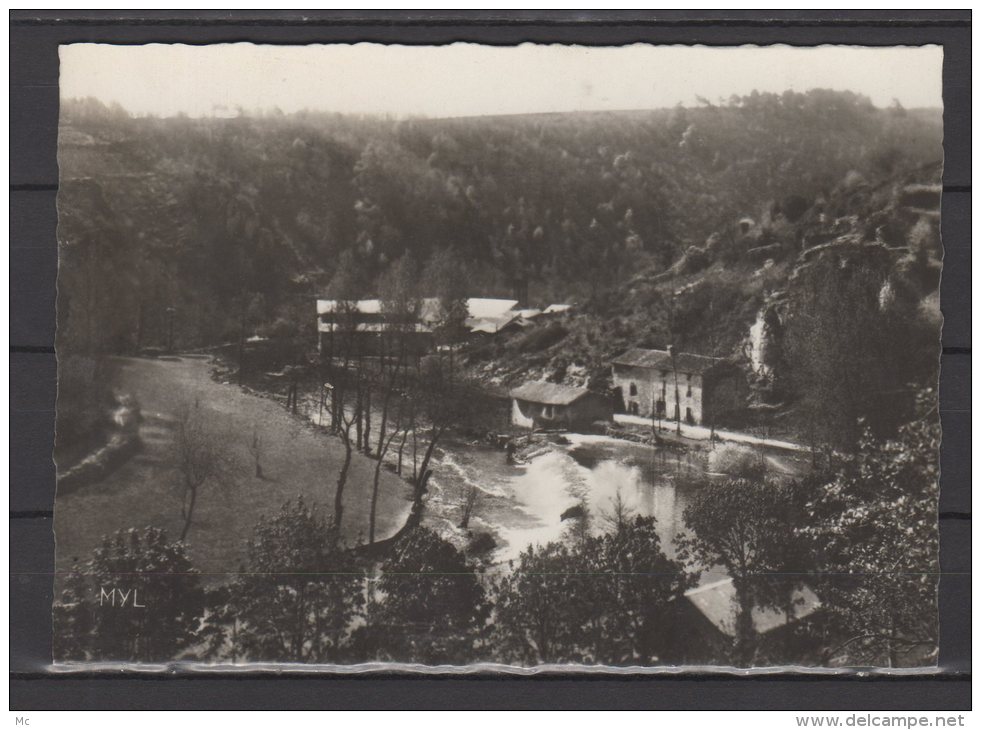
<box><xmin>53</xmin><ymin>42</ymin><xmax>943</xmax><ymax>670</ymax></box>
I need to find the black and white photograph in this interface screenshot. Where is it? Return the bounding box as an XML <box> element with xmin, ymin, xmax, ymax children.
<box><xmin>51</xmin><ymin>41</ymin><xmax>944</xmax><ymax>671</ymax></box>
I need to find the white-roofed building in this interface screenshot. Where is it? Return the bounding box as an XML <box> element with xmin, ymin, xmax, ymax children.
<box><xmin>465</xmin><ymin>297</ymin><xmax>519</xmax><ymax>319</ymax></box>
<box><xmin>316</xmin><ymin>296</ymin><xmax>521</xmax><ymax>355</ymax></box>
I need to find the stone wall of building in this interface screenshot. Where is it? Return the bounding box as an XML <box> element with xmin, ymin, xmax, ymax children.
<box><xmin>511</xmin><ymin>398</ymin><xmax>538</xmax><ymax>429</ymax></box>
<box><xmin>511</xmin><ymin>394</ymin><xmax>612</xmax><ymax>430</ymax></box>
<box><xmin>613</xmin><ymin>364</ymin><xmax>706</xmax><ymax>425</ymax></box>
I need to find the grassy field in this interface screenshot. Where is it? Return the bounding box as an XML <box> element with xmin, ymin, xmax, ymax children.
<box><xmin>54</xmin><ymin>355</ymin><xmax>414</xmax><ymax>586</ymax></box>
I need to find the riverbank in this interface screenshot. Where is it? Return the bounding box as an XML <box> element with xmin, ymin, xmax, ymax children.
<box><xmin>54</xmin><ymin>355</ymin><xmax>414</xmax><ymax>587</ymax></box>
<box><xmin>612</xmin><ymin>413</ymin><xmax>807</xmax><ymax>453</ymax></box>
<box><xmin>209</xmin><ymin>346</ymin><xmax>809</xmax><ymax>565</ymax></box>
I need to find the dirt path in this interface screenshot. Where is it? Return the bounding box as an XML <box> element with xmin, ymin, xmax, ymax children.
<box><xmin>54</xmin><ymin>355</ymin><xmax>414</xmax><ymax>585</ymax></box>
<box><xmin>613</xmin><ymin>413</ymin><xmax>807</xmax><ymax>453</ymax></box>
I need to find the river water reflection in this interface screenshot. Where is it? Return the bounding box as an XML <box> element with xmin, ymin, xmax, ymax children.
<box><xmin>426</xmin><ymin>434</ymin><xmax>714</xmax><ymax>565</ymax></box>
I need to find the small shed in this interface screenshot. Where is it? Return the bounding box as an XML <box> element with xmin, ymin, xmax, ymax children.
<box><xmin>678</xmin><ymin>577</ymin><xmax>822</xmax><ymax>663</ymax></box>
<box><xmin>510</xmin><ymin>381</ymin><xmax>612</xmax><ymax>431</ymax></box>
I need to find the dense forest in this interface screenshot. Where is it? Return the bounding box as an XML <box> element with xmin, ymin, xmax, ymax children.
<box><xmin>58</xmin><ymin>91</ymin><xmax>940</xmax><ymax>349</ymax></box>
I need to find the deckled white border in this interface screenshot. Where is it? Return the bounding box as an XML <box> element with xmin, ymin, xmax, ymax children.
<box><xmin>48</xmin><ymin>39</ymin><xmax>947</xmax><ymax>677</ymax></box>
<box><xmin>48</xmin><ymin>661</ymin><xmax>942</xmax><ymax>676</ymax></box>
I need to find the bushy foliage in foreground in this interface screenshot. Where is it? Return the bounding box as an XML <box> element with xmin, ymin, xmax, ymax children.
<box><xmin>363</xmin><ymin>527</ymin><xmax>489</xmax><ymax>664</ymax></box>
<box><xmin>677</xmin><ymin>477</ymin><xmax>813</xmax><ymax>665</ymax></box>
<box><xmin>53</xmin><ymin>527</ymin><xmax>204</xmax><ymax>663</ymax></box>
<box><xmin>203</xmin><ymin>498</ymin><xmax>364</xmax><ymax>663</ymax></box>
<box><xmin>54</xmin><ymin>407</ymin><xmax>938</xmax><ymax>669</ymax></box>
<box><xmin>798</xmin><ymin>394</ymin><xmax>940</xmax><ymax>667</ymax></box>
<box><xmin>493</xmin><ymin>516</ymin><xmax>692</xmax><ymax>665</ymax></box>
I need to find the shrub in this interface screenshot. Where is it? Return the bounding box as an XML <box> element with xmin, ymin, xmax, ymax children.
<box><xmin>370</xmin><ymin>527</ymin><xmax>488</xmax><ymax>663</ymax></box>
<box><xmin>52</xmin><ymin>527</ymin><xmax>204</xmax><ymax>663</ymax></box>
<box><xmin>208</xmin><ymin>498</ymin><xmax>365</xmax><ymax>663</ymax></box>
<box><xmin>493</xmin><ymin>517</ymin><xmax>691</xmax><ymax>665</ymax></box>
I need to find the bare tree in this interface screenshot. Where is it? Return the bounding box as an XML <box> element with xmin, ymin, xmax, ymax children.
<box><xmin>322</xmin><ymin>254</ymin><xmax>369</xmax><ymax>539</ymax></box>
<box><xmin>458</xmin><ymin>484</ymin><xmax>479</xmax><ymax>530</ymax></box>
<box><xmin>362</xmin><ymin>388</ymin><xmax>372</xmax><ymax>455</ymax></box>
<box><xmin>173</xmin><ymin>399</ymin><xmax>228</xmax><ymax>541</ymax></box>
<box><xmin>368</xmin><ymin>253</ymin><xmax>421</xmax><ymax>542</ymax></box>
<box><xmin>368</xmin><ymin>391</ymin><xmax>407</xmax><ymax>544</ymax></box>
<box><xmin>366</xmin><ymin>349</ymin><xmax>415</xmax><ymax>544</ymax></box>
<box><xmin>395</xmin><ymin>401</ymin><xmax>413</xmax><ymax>476</ymax></box>
<box><xmin>601</xmin><ymin>488</ymin><xmax>634</xmax><ymax>534</ymax></box>
<box><xmin>247</xmin><ymin>424</ymin><xmax>264</xmax><ymax>480</ymax></box>
<box><xmin>400</xmin><ymin>353</ymin><xmax>472</xmax><ymax>533</ymax></box>
<box><xmin>284</xmin><ymin>366</ymin><xmax>300</xmax><ymax>415</ymax></box>
<box><xmin>331</xmin><ymin>374</ymin><xmax>362</xmax><ymax>538</ymax></box>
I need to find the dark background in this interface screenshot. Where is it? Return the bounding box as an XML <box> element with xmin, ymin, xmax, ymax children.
<box><xmin>9</xmin><ymin>9</ymin><xmax>971</xmax><ymax>710</ymax></box>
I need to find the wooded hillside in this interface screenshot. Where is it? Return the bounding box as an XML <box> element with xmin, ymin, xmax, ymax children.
<box><xmin>57</xmin><ymin>91</ymin><xmax>942</xmax><ymax>360</ymax></box>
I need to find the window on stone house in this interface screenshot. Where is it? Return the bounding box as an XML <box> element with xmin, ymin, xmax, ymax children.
<box><xmin>686</xmin><ymin>373</ymin><xmax>692</xmax><ymax>398</ymax></box>
<box><xmin>629</xmin><ymin>383</ymin><xmax>638</xmax><ymax>396</ymax></box>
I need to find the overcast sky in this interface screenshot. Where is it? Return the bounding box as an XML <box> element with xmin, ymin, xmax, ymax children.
<box><xmin>60</xmin><ymin>43</ymin><xmax>943</xmax><ymax>118</ymax></box>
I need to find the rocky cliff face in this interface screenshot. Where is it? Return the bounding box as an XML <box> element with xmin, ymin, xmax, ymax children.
<box><xmin>461</xmin><ymin>161</ymin><xmax>943</xmax><ymax>438</ymax></box>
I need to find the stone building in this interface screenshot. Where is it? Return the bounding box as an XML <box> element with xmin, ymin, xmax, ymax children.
<box><xmin>510</xmin><ymin>381</ymin><xmax>612</xmax><ymax>431</ymax></box>
<box><xmin>610</xmin><ymin>347</ymin><xmax>746</xmax><ymax>427</ymax></box>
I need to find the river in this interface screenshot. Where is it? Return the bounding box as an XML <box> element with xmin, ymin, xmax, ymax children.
<box><xmin>424</xmin><ymin>433</ymin><xmax>717</xmax><ymax>567</ymax></box>
<box><xmin>292</xmin><ymin>374</ymin><xmax>802</xmax><ymax>573</ymax></box>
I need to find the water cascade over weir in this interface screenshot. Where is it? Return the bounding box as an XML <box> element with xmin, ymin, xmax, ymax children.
<box><xmin>745</xmin><ymin>300</ymin><xmax>783</xmax><ymax>383</ymax></box>
<box><xmin>747</xmin><ymin>308</ymin><xmax>770</xmax><ymax>378</ymax></box>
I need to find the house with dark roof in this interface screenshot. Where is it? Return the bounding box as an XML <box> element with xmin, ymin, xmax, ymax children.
<box><xmin>509</xmin><ymin>381</ymin><xmax>612</xmax><ymax>431</ymax></box>
<box><xmin>610</xmin><ymin>346</ymin><xmax>747</xmax><ymax>427</ymax></box>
